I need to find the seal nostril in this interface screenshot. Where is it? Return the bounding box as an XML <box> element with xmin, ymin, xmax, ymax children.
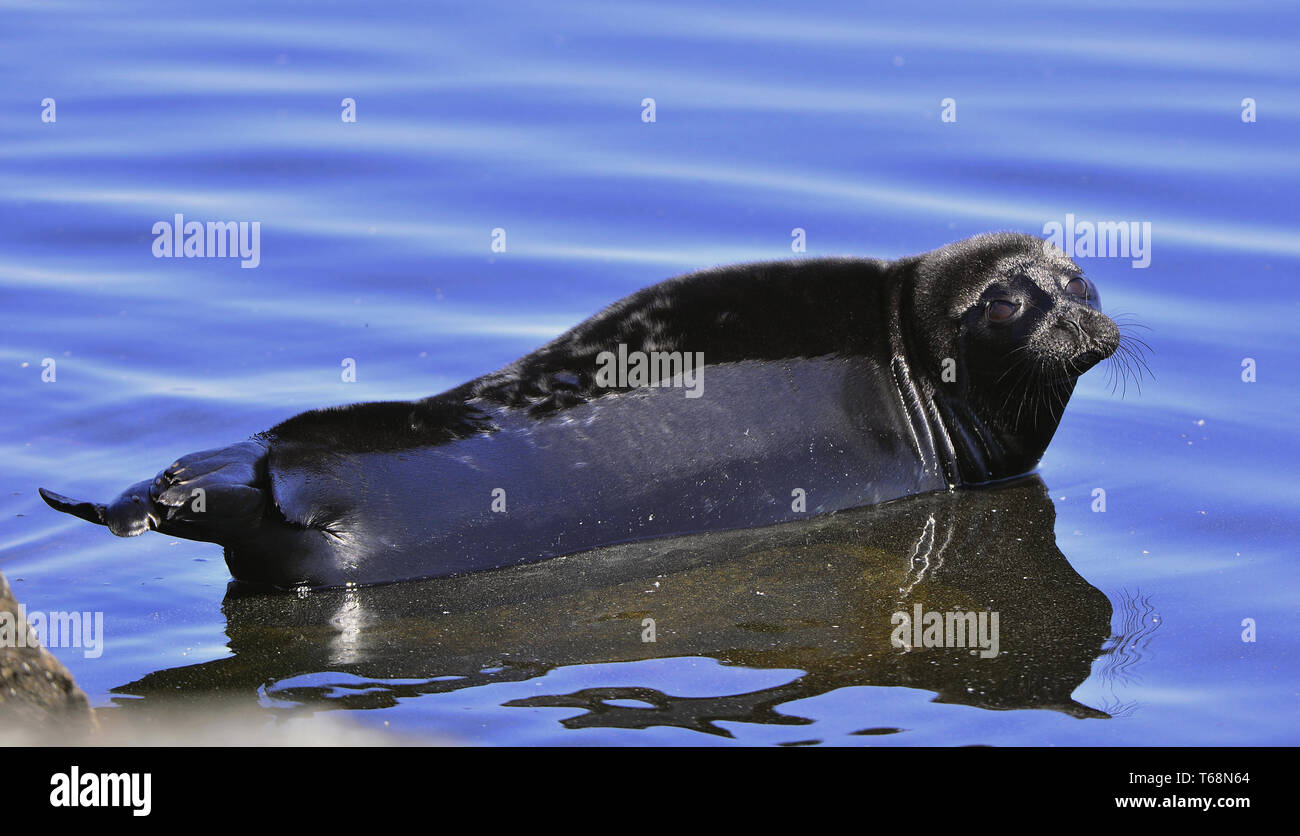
<box><xmin>1059</xmin><ymin>317</ymin><xmax>1084</xmax><ymax>338</ymax></box>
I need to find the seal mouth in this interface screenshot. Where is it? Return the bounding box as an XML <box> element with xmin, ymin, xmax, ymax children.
<box><xmin>1052</xmin><ymin>310</ymin><xmax>1121</xmax><ymax>377</ymax></box>
<box><xmin>1019</xmin><ymin>341</ymin><xmax>1114</xmax><ymax>385</ymax></box>
<box><xmin>1069</xmin><ymin>347</ymin><xmax>1108</xmax><ymax>372</ymax></box>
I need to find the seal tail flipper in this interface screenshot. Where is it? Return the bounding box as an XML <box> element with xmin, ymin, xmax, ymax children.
<box><xmin>39</xmin><ymin>439</ymin><xmax>272</xmax><ymax>543</ymax></box>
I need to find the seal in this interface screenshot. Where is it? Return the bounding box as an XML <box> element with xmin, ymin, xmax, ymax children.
<box><xmin>40</xmin><ymin>232</ymin><xmax>1128</xmax><ymax>589</ymax></box>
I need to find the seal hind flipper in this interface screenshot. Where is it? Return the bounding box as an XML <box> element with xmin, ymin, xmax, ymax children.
<box><xmin>150</xmin><ymin>440</ymin><xmax>268</xmax><ymax>525</ymax></box>
<box><xmin>37</xmin><ymin>488</ymin><xmax>108</xmax><ymax>527</ymax></box>
<box><xmin>39</xmin><ymin>479</ymin><xmax>159</xmax><ymax>536</ymax></box>
<box><xmin>39</xmin><ymin>439</ymin><xmax>272</xmax><ymax>542</ymax></box>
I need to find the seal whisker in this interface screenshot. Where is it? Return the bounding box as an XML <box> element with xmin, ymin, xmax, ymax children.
<box><xmin>1115</xmin><ymin>337</ymin><xmax>1154</xmax><ymax>388</ymax></box>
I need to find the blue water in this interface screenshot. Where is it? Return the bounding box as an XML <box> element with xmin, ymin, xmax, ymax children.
<box><xmin>2</xmin><ymin>0</ymin><xmax>1297</xmax><ymax>745</ymax></box>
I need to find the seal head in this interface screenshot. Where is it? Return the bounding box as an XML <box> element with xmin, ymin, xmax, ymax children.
<box><xmin>900</xmin><ymin>232</ymin><xmax>1122</xmax><ymax>482</ymax></box>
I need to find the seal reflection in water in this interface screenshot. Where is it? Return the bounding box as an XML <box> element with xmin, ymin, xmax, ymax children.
<box><xmin>41</xmin><ymin>232</ymin><xmax>1133</xmax><ymax>588</ymax></box>
<box><xmin>113</xmin><ymin>477</ymin><xmax>1121</xmax><ymax>735</ymax></box>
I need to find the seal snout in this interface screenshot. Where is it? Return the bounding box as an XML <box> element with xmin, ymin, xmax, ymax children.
<box><xmin>1038</xmin><ymin>305</ymin><xmax>1119</xmax><ymax>376</ymax></box>
<box><xmin>1075</xmin><ymin>308</ymin><xmax>1121</xmax><ymax>368</ymax></box>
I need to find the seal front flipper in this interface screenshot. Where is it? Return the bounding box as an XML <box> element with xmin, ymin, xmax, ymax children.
<box><xmin>39</xmin><ymin>439</ymin><xmax>271</xmax><ymax>541</ymax></box>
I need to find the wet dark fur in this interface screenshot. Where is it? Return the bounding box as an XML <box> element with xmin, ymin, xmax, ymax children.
<box><xmin>268</xmin><ymin>256</ymin><xmax>890</xmax><ymax>452</ymax></box>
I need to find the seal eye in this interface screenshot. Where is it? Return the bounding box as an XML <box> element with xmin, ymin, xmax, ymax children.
<box><xmin>1066</xmin><ymin>277</ymin><xmax>1089</xmax><ymax>299</ymax></box>
<box><xmin>987</xmin><ymin>300</ymin><xmax>1019</xmax><ymax>322</ymax></box>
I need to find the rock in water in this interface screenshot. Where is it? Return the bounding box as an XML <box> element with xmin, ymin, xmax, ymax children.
<box><xmin>0</xmin><ymin>571</ymin><xmax>93</xmax><ymax>739</ymax></box>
